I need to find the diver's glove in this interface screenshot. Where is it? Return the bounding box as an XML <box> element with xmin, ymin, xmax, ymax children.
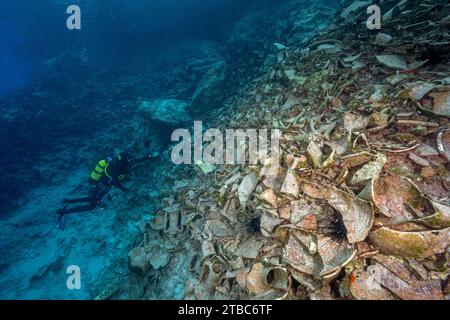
<box><xmin>151</xmin><ymin>151</ymin><xmax>160</xmax><ymax>158</ymax></box>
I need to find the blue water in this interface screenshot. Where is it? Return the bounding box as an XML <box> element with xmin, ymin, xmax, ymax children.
<box><xmin>0</xmin><ymin>21</ymin><xmax>31</xmax><ymax>94</ymax></box>
<box><xmin>0</xmin><ymin>0</ymin><xmax>256</xmax><ymax>94</ymax></box>
<box><xmin>0</xmin><ymin>0</ymin><xmax>337</xmax><ymax>299</ymax></box>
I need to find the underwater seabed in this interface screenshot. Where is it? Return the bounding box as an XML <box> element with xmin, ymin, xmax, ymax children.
<box><xmin>0</xmin><ymin>169</ymin><xmax>119</xmax><ymax>299</ymax></box>
<box><xmin>2</xmin><ymin>0</ymin><xmax>449</xmax><ymax>300</ymax></box>
<box><xmin>0</xmin><ymin>157</ymin><xmax>195</xmax><ymax>299</ymax></box>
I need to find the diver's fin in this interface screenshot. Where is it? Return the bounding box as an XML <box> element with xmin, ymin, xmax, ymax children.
<box><xmin>56</xmin><ymin>213</ymin><xmax>66</xmax><ymax>231</ymax></box>
<box><xmin>56</xmin><ymin>206</ymin><xmax>68</xmax><ymax>231</ymax></box>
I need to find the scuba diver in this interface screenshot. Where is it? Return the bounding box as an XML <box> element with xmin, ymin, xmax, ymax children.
<box><xmin>56</xmin><ymin>151</ymin><xmax>159</xmax><ymax>229</ymax></box>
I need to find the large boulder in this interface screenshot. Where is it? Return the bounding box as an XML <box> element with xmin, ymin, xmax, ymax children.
<box><xmin>34</xmin><ymin>51</ymin><xmax>91</xmax><ymax>93</ymax></box>
<box><xmin>120</xmin><ymin>114</ymin><xmax>166</xmax><ymax>158</ymax></box>
<box><xmin>137</xmin><ymin>98</ymin><xmax>191</xmax><ymax>127</ymax></box>
<box><xmin>190</xmin><ymin>60</ymin><xmax>227</xmax><ymax>114</ymax></box>
<box><xmin>128</xmin><ymin>247</ymin><xmax>150</xmax><ymax>275</ymax></box>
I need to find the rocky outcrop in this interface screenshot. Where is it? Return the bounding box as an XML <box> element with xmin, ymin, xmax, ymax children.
<box><xmin>137</xmin><ymin>98</ymin><xmax>191</xmax><ymax>127</ymax></box>
<box><xmin>190</xmin><ymin>60</ymin><xmax>227</xmax><ymax>114</ymax></box>
<box><xmin>34</xmin><ymin>51</ymin><xmax>91</xmax><ymax>93</ymax></box>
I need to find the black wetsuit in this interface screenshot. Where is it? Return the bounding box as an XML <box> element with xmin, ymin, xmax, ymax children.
<box><xmin>59</xmin><ymin>155</ymin><xmax>150</xmax><ymax>215</ymax></box>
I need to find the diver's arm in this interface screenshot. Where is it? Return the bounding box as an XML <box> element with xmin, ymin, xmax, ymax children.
<box><xmin>112</xmin><ymin>179</ymin><xmax>128</xmax><ymax>192</ymax></box>
<box><xmin>131</xmin><ymin>156</ymin><xmax>149</xmax><ymax>164</ymax></box>
<box><xmin>132</xmin><ymin>152</ymin><xmax>160</xmax><ymax>164</ymax></box>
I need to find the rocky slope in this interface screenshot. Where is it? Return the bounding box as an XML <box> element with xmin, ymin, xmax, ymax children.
<box><xmin>129</xmin><ymin>0</ymin><xmax>450</xmax><ymax>300</ymax></box>
<box><xmin>4</xmin><ymin>0</ymin><xmax>448</xmax><ymax>301</ymax></box>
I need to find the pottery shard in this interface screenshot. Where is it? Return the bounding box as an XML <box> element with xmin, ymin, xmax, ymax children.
<box><xmin>204</xmin><ymin>220</ymin><xmax>234</xmax><ymax>238</ymax></box>
<box><xmin>350</xmin><ymin>268</ymin><xmax>397</xmax><ymax>300</ymax></box>
<box><xmin>343</xmin><ymin>112</ymin><xmax>369</xmax><ymax>132</ymax></box>
<box><xmin>290</xmin><ymin>199</ymin><xmax>322</xmax><ymax>225</ymax></box>
<box><xmin>369</xmin><ymin>227</ymin><xmax>450</xmax><ymax>260</ymax></box>
<box><xmin>408</xmin><ymin>153</ymin><xmax>430</xmax><ymax>167</ymax></box>
<box><xmin>408</xmin><ymin>83</ymin><xmax>434</xmax><ymax>101</ymax></box>
<box><xmin>296</xmin><ymin>214</ymin><xmax>318</xmax><ymax>232</ymax></box>
<box><xmin>237</xmin><ymin>173</ymin><xmax>258</xmax><ymax>208</ymax></box>
<box><xmin>301</xmin><ymin>181</ymin><xmax>331</xmax><ymax>200</ymax></box>
<box><xmin>236</xmin><ymin>237</ymin><xmax>263</xmax><ymax>260</ymax></box>
<box><xmin>386</xmin><ymin>74</ymin><xmax>409</xmax><ymax>85</ymax></box>
<box><xmin>369</xmin><ymin>112</ymin><xmax>389</xmax><ymax>127</ymax></box>
<box><xmin>128</xmin><ymin>247</ymin><xmax>149</xmax><ymax>274</ymax></box>
<box><xmin>246</xmin><ymin>263</ymin><xmax>271</xmax><ymax>295</ymax></box>
<box><xmin>350</xmin><ymin>153</ymin><xmax>386</xmax><ymax>185</ymax></box>
<box><xmin>327</xmin><ymin>188</ymin><xmax>374</xmax><ymax>244</ymax></box>
<box><xmin>278</xmin><ymin>206</ymin><xmax>291</xmax><ymax>220</ymax></box>
<box><xmin>258</xmin><ymin>188</ymin><xmax>279</xmax><ymax>208</ymax></box>
<box><xmin>425</xmin><ymin>201</ymin><xmax>450</xmax><ymax>227</ymax></box>
<box><xmin>417</xmin><ymin>144</ymin><xmax>439</xmax><ymax>157</ymax></box>
<box><xmin>147</xmin><ymin>251</ymin><xmax>170</xmax><ymax>270</ymax></box>
<box><xmin>376</xmin><ymin>55</ymin><xmax>407</xmax><ymax>70</ymax></box>
<box><xmin>150</xmin><ymin>212</ymin><xmax>165</xmax><ymax>231</ymax></box>
<box><xmin>369</xmin><ymin>262</ymin><xmax>444</xmax><ymax>300</ymax></box>
<box><xmin>301</xmin><ymin>181</ymin><xmax>373</xmax><ymax>243</ymax></box>
<box><xmin>235</xmin><ymin>268</ymin><xmax>250</xmax><ymax>290</ymax></box>
<box><xmin>274</xmin><ymin>42</ymin><xmax>288</xmax><ymax>50</ymax></box>
<box><xmin>280</xmin><ymin>170</ymin><xmax>300</xmax><ymax>198</ymax></box>
<box><xmin>317</xmin><ymin>235</ymin><xmax>357</xmax><ymax>276</ymax></box>
<box><xmin>260</xmin><ymin>158</ymin><xmax>286</xmax><ymax>190</ymax></box>
<box><xmin>307</xmin><ymin>141</ymin><xmax>323</xmax><ymax>168</ymax></box>
<box><xmin>260</xmin><ymin>211</ymin><xmax>284</xmax><ymax>236</ymax></box>
<box><xmin>284</xmin><ymin>232</ymin><xmax>323</xmax><ymax>276</ymax></box>
<box><xmin>291</xmin><ymin>270</ymin><xmax>322</xmax><ymax>292</ymax></box>
<box><xmin>375</xmin><ymin>33</ymin><xmax>393</xmax><ymax>45</ymax></box>
<box><xmin>429</xmin><ymin>91</ymin><xmax>450</xmax><ymax>116</ymax></box>
<box><xmin>372</xmin><ymin>175</ymin><xmax>433</xmax><ymax>223</ymax></box>
<box><xmin>202</xmin><ymin>240</ymin><xmax>216</xmax><ymax>257</ymax></box>
<box><xmin>373</xmin><ymin>254</ymin><xmax>424</xmax><ymax>280</ymax></box>
<box><xmin>341</xmin><ymin>152</ymin><xmax>373</xmax><ymax>168</ymax></box>
<box><xmin>340</xmin><ymin>1</ymin><xmax>371</xmax><ymax>20</ymax></box>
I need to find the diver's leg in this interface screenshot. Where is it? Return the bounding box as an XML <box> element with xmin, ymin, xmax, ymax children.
<box><xmin>59</xmin><ymin>185</ymin><xmax>111</xmax><ymax>215</ymax></box>
<box><xmin>63</xmin><ymin>185</ymin><xmax>100</xmax><ymax>205</ymax></box>
<box><xmin>58</xmin><ymin>200</ymin><xmax>98</xmax><ymax>215</ymax></box>
<box><xmin>63</xmin><ymin>197</ymin><xmax>92</xmax><ymax>204</ymax></box>
<box><xmin>95</xmin><ymin>185</ymin><xmax>111</xmax><ymax>202</ymax></box>
<box><xmin>58</xmin><ymin>184</ymin><xmax>111</xmax><ymax>217</ymax></box>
